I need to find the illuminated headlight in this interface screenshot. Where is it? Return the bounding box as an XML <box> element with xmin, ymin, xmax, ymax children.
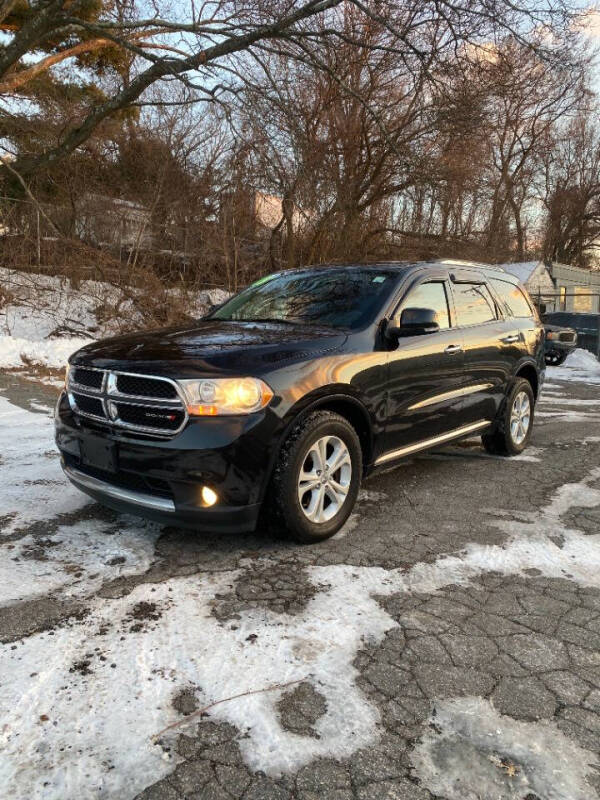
<box><xmin>178</xmin><ymin>377</ymin><xmax>273</xmax><ymax>416</ymax></box>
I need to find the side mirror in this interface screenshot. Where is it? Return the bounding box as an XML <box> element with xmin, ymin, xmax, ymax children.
<box><xmin>387</xmin><ymin>307</ymin><xmax>440</xmax><ymax>341</ymax></box>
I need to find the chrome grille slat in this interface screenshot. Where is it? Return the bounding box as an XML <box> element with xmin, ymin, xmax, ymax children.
<box><xmin>67</xmin><ymin>368</ymin><xmax>188</xmax><ymax>437</ymax></box>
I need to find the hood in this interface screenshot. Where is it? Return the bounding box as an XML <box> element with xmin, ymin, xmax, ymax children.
<box><xmin>70</xmin><ymin>319</ymin><xmax>347</xmax><ymax>377</ymax></box>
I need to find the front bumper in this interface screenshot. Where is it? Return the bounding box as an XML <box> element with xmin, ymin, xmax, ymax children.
<box><xmin>545</xmin><ymin>341</ymin><xmax>577</xmax><ymax>355</ymax></box>
<box><xmin>55</xmin><ymin>392</ymin><xmax>276</xmax><ymax>532</ymax></box>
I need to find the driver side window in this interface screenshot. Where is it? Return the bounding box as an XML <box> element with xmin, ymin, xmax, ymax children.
<box><xmin>398</xmin><ymin>281</ymin><xmax>451</xmax><ymax>329</ymax></box>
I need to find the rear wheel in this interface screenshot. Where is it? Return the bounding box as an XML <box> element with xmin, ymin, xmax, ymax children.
<box><xmin>268</xmin><ymin>411</ymin><xmax>362</xmax><ymax>543</ymax></box>
<box><xmin>482</xmin><ymin>378</ymin><xmax>535</xmax><ymax>456</ymax></box>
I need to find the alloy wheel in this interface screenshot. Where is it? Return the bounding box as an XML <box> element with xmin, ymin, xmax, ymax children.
<box><xmin>510</xmin><ymin>390</ymin><xmax>531</xmax><ymax>445</ymax></box>
<box><xmin>297</xmin><ymin>435</ymin><xmax>352</xmax><ymax>523</ymax></box>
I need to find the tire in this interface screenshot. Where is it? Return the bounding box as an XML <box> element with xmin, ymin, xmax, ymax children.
<box><xmin>545</xmin><ymin>350</ymin><xmax>567</xmax><ymax>366</ymax></box>
<box><xmin>267</xmin><ymin>411</ymin><xmax>362</xmax><ymax>543</ymax></box>
<box><xmin>482</xmin><ymin>377</ymin><xmax>535</xmax><ymax>457</ymax></box>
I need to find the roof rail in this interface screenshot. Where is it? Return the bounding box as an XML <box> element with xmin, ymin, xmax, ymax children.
<box><xmin>435</xmin><ymin>258</ymin><xmax>505</xmax><ymax>272</ymax></box>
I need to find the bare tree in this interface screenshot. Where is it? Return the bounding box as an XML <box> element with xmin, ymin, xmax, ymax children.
<box><xmin>0</xmin><ymin>0</ymin><xmax>582</xmax><ymax>184</ymax></box>
<box><xmin>480</xmin><ymin>39</ymin><xmax>587</xmax><ymax>261</ymax></box>
<box><xmin>541</xmin><ymin>113</ymin><xmax>600</xmax><ymax>268</ymax></box>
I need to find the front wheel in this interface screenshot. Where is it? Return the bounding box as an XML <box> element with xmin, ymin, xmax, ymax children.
<box><xmin>267</xmin><ymin>411</ymin><xmax>362</xmax><ymax>543</ymax></box>
<box><xmin>545</xmin><ymin>350</ymin><xmax>567</xmax><ymax>366</ymax></box>
<box><xmin>482</xmin><ymin>378</ymin><xmax>535</xmax><ymax>457</ymax></box>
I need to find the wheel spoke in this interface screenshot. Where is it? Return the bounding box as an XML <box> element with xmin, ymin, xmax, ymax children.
<box><xmin>328</xmin><ymin>444</ymin><xmax>351</xmax><ymax>474</ymax></box>
<box><xmin>311</xmin><ymin>485</ymin><xmax>326</xmax><ymax>522</ymax></box>
<box><xmin>318</xmin><ymin>437</ymin><xmax>330</xmax><ymax>472</ymax></box>
<box><xmin>298</xmin><ymin>476</ymin><xmax>320</xmax><ymax>495</ymax></box>
<box><xmin>307</xmin><ymin>444</ymin><xmax>323</xmax><ymax>473</ymax></box>
<box><xmin>328</xmin><ymin>479</ymin><xmax>349</xmax><ymax>505</ymax></box>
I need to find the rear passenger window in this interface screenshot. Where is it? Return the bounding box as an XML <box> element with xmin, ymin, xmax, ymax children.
<box><xmin>491</xmin><ymin>279</ymin><xmax>533</xmax><ymax>318</ymax></box>
<box><xmin>453</xmin><ymin>283</ymin><xmax>497</xmax><ymax>326</ymax></box>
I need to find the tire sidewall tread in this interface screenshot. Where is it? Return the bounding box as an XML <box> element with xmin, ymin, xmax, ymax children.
<box><xmin>268</xmin><ymin>410</ymin><xmax>362</xmax><ymax>543</ymax></box>
<box><xmin>482</xmin><ymin>377</ymin><xmax>535</xmax><ymax>457</ymax></box>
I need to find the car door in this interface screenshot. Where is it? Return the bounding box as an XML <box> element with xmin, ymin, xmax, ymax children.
<box><xmin>381</xmin><ymin>273</ymin><xmax>467</xmax><ymax>460</ymax></box>
<box><xmin>452</xmin><ymin>271</ymin><xmax>515</xmax><ymax>427</ymax></box>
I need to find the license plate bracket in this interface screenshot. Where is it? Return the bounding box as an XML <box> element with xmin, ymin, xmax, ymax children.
<box><xmin>80</xmin><ymin>437</ymin><xmax>118</xmax><ymax>474</ymax></box>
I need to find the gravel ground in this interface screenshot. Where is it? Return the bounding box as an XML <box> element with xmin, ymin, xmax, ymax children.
<box><xmin>1</xmin><ymin>369</ymin><xmax>599</xmax><ymax>800</ymax></box>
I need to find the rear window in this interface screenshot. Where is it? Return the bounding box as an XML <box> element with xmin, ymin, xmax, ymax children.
<box><xmin>491</xmin><ymin>278</ymin><xmax>534</xmax><ymax>318</ymax></box>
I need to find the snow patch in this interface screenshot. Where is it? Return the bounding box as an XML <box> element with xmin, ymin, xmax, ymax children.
<box><xmin>0</xmin><ymin>569</ymin><xmax>388</xmax><ymax>797</ymax></box>
<box><xmin>547</xmin><ymin>348</ymin><xmax>600</xmax><ymax>384</ymax></box>
<box><xmin>536</xmin><ymin>410</ymin><xmax>600</xmax><ymax>423</ymax></box>
<box><xmin>539</xmin><ymin>396</ymin><xmax>599</xmax><ymax>407</ymax></box>
<box><xmin>0</xmin><ymin>516</ymin><xmax>160</xmax><ymax>607</ymax></box>
<box><xmin>411</xmin><ymin>696</ymin><xmax>596</xmax><ymax>800</ymax></box>
<box><xmin>358</xmin><ymin>489</ymin><xmax>388</xmax><ymax>503</ymax></box>
<box><xmin>2</xmin><ymin>469</ymin><xmax>600</xmax><ymax>797</ymax></box>
<box><xmin>508</xmin><ymin>446</ymin><xmax>543</xmax><ymax>462</ymax></box>
<box><xmin>0</xmin><ymin>395</ymin><xmax>89</xmax><ymax>533</ymax></box>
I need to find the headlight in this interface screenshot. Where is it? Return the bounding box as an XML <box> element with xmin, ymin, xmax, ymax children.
<box><xmin>546</xmin><ymin>331</ymin><xmax>556</xmax><ymax>340</ymax></box>
<box><xmin>178</xmin><ymin>377</ymin><xmax>273</xmax><ymax>416</ymax></box>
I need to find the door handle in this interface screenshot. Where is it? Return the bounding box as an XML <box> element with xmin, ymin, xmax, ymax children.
<box><xmin>501</xmin><ymin>334</ymin><xmax>520</xmax><ymax>344</ymax></box>
<box><xmin>444</xmin><ymin>344</ymin><xmax>463</xmax><ymax>355</ymax></box>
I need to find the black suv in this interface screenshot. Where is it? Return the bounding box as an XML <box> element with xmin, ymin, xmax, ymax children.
<box><xmin>56</xmin><ymin>260</ymin><xmax>544</xmax><ymax>542</ymax></box>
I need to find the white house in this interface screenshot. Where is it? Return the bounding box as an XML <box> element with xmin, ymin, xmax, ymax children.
<box><xmin>498</xmin><ymin>261</ymin><xmax>555</xmax><ymax>297</ymax></box>
<box><xmin>499</xmin><ymin>260</ymin><xmax>600</xmax><ymax>313</ymax></box>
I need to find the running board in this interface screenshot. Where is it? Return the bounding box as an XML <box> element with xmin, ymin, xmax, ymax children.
<box><xmin>375</xmin><ymin>420</ymin><xmax>491</xmax><ymax>465</ymax></box>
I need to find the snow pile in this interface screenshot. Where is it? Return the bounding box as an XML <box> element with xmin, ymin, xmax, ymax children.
<box><xmin>547</xmin><ymin>347</ymin><xmax>600</xmax><ymax>384</ymax></box>
<box><xmin>1</xmin><ymin>267</ymin><xmax>120</xmax><ymax>340</ymax></box>
<box><xmin>0</xmin><ymin>267</ymin><xmax>230</xmax><ymax>370</ymax></box>
<box><xmin>0</xmin><ymin>334</ymin><xmax>91</xmax><ymax>369</ymax></box>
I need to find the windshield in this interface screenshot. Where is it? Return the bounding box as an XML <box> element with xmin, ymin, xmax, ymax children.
<box><xmin>210</xmin><ymin>269</ymin><xmax>399</xmax><ymax>330</ymax></box>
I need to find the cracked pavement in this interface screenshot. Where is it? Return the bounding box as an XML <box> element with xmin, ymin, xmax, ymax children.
<box><xmin>1</xmin><ymin>369</ymin><xmax>600</xmax><ymax>800</ymax></box>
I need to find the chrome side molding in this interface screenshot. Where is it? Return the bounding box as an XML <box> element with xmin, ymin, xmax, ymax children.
<box><xmin>407</xmin><ymin>383</ymin><xmax>494</xmax><ymax>411</ymax></box>
<box><xmin>375</xmin><ymin>420</ymin><xmax>490</xmax><ymax>465</ymax></box>
<box><xmin>62</xmin><ymin>463</ymin><xmax>175</xmax><ymax>513</ymax></box>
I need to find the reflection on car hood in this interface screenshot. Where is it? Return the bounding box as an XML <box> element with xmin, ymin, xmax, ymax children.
<box><xmin>70</xmin><ymin>319</ymin><xmax>347</xmax><ymax>377</ymax></box>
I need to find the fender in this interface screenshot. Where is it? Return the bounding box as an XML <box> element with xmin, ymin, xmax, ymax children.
<box><xmin>256</xmin><ymin>387</ymin><xmax>375</xmax><ymax>504</ymax></box>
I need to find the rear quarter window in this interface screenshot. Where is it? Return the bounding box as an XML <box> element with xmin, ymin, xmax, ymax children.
<box><xmin>491</xmin><ymin>278</ymin><xmax>534</xmax><ymax>318</ymax></box>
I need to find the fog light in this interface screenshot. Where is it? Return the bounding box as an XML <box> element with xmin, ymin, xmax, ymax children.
<box><xmin>201</xmin><ymin>486</ymin><xmax>218</xmax><ymax>507</ymax></box>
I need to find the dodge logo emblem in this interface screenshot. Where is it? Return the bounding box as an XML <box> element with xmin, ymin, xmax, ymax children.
<box><xmin>108</xmin><ymin>401</ymin><xmax>119</xmax><ymax>421</ymax></box>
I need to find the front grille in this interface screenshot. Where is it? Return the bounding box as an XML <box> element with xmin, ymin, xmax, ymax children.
<box><xmin>72</xmin><ymin>392</ymin><xmax>104</xmax><ymax>417</ymax></box>
<box><xmin>67</xmin><ymin>368</ymin><xmax>187</xmax><ymax>437</ymax></box>
<box><xmin>72</xmin><ymin>367</ymin><xmax>103</xmax><ymax>390</ymax></box>
<box><xmin>559</xmin><ymin>331</ymin><xmax>576</xmax><ymax>343</ymax></box>
<box><xmin>116</xmin><ymin>402</ymin><xmax>184</xmax><ymax>431</ymax></box>
<box><xmin>116</xmin><ymin>374</ymin><xmax>177</xmax><ymax>399</ymax></box>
